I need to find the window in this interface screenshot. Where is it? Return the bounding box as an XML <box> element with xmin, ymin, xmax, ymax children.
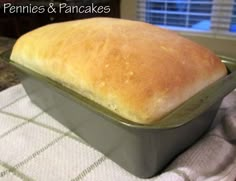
<box><xmin>230</xmin><ymin>0</ymin><xmax>236</xmax><ymax>32</ymax></box>
<box><xmin>137</xmin><ymin>0</ymin><xmax>236</xmax><ymax>36</ymax></box>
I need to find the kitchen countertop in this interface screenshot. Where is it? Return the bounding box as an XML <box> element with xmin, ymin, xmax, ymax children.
<box><xmin>0</xmin><ymin>37</ymin><xmax>19</xmax><ymax>91</ymax></box>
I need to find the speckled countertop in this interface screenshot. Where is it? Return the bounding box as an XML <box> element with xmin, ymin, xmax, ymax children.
<box><xmin>0</xmin><ymin>37</ymin><xmax>19</xmax><ymax>91</ymax></box>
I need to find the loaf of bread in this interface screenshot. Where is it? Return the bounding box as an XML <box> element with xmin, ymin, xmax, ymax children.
<box><xmin>10</xmin><ymin>18</ymin><xmax>227</xmax><ymax>124</ymax></box>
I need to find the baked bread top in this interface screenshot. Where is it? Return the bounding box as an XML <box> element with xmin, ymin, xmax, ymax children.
<box><xmin>10</xmin><ymin>18</ymin><xmax>227</xmax><ymax>124</ymax></box>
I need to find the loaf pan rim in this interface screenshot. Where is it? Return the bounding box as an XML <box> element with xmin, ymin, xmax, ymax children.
<box><xmin>1</xmin><ymin>50</ymin><xmax>236</xmax><ymax>129</ymax></box>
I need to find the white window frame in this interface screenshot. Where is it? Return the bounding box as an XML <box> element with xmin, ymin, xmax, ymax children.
<box><xmin>135</xmin><ymin>0</ymin><xmax>236</xmax><ymax>39</ymax></box>
<box><xmin>211</xmin><ymin>0</ymin><xmax>234</xmax><ymax>36</ymax></box>
<box><xmin>120</xmin><ymin>0</ymin><xmax>236</xmax><ymax>58</ymax></box>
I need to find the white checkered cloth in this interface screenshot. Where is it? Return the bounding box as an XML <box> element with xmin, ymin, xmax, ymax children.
<box><xmin>0</xmin><ymin>84</ymin><xmax>235</xmax><ymax>181</ymax></box>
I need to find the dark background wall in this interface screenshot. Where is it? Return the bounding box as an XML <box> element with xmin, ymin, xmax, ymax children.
<box><xmin>0</xmin><ymin>0</ymin><xmax>120</xmax><ymax>38</ymax></box>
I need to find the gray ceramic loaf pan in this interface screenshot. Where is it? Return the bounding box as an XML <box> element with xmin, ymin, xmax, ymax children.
<box><xmin>2</xmin><ymin>51</ymin><xmax>236</xmax><ymax>178</ymax></box>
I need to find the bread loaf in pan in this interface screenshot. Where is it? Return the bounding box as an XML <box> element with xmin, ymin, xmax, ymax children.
<box><xmin>10</xmin><ymin>18</ymin><xmax>227</xmax><ymax>124</ymax></box>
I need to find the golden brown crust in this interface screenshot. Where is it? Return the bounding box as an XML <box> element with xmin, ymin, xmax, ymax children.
<box><xmin>10</xmin><ymin>18</ymin><xmax>227</xmax><ymax>124</ymax></box>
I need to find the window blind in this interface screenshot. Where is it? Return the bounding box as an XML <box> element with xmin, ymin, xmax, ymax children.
<box><xmin>137</xmin><ymin>0</ymin><xmax>236</xmax><ymax>36</ymax></box>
